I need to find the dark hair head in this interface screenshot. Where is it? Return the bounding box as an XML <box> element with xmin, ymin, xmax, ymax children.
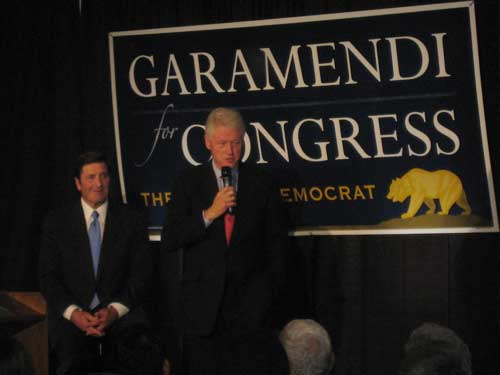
<box><xmin>0</xmin><ymin>337</ymin><xmax>34</xmax><ymax>375</ymax></box>
<box><xmin>73</xmin><ymin>151</ymin><xmax>109</xmax><ymax>179</ymax></box>
<box><xmin>401</xmin><ymin>323</ymin><xmax>471</xmax><ymax>375</ymax></box>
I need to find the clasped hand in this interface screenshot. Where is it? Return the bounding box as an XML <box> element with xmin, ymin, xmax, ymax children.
<box><xmin>204</xmin><ymin>186</ymin><xmax>236</xmax><ymax>221</ymax></box>
<box><xmin>70</xmin><ymin>306</ymin><xmax>119</xmax><ymax>337</ymax></box>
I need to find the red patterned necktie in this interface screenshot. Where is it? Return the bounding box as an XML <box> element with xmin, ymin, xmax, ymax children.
<box><xmin>224</xmin><ymin>213</ymin><xmax>235</xmax><ymax>246</ymax></box>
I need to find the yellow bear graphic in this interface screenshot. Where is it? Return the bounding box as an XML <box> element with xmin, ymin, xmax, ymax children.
<box><xmin>386</xmin><ymin>168</ymin><xmax>472</xmax><ymax>219</ymax></box>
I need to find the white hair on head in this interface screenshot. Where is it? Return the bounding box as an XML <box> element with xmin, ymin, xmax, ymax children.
<box><xmin>205</xmin><ymin>107</ymin><xmax>245</xmax><ymax>138</ymax></box>
<box><xmin>279</xmin><ymin>319</ymin><xmax>334</xmax><ymax>375</ymax></box>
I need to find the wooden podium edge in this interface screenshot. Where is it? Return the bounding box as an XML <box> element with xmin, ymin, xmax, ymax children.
<box><xmin>0</xmin><ymin>291</ymin><xmax>48</xmax><ymax>375</ymax></box>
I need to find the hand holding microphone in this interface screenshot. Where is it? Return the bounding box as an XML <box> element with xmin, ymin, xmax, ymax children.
<box><xmin>203</xmin><ymin>167</ymin><xmax>237</xmax><ymax>221</ymax></box>
<box><xmin>221</xmin><ymin>167</ymin><xmax>235</xmax><ymax>214</ymax></box>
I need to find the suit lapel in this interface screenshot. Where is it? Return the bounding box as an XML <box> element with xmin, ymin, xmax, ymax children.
<box><xmin>72</xmin><ymin>203</ymin><xmax>96</xmax><ymax>283</ymax></box>
<box><xmin>202</xmin><ymin>163</ymin><xmax>219</xmax><ymax>206</ymax></box>
<box><xmin>230</xmin><ymin>163</ymin><xmax>252</xmax><ymax>246</ymax></box>
<box><xmin>97</xmin><ymin>204</ymin><xmax>119</xmax><ymax>280</ymax></box>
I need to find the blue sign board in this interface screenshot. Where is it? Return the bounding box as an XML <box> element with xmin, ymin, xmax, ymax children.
<box><xmin>109</xmin><ymin>1</ymin><xmax>498</xmax><ymax>238</ymax></box>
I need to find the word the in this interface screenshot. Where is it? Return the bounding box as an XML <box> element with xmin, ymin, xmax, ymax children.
<box><xmin>140</xmin><ymin>192</ymin><xmax>172</xmax><ymax>207</ymax></box>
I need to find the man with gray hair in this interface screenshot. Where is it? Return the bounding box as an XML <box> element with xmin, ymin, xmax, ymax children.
<box><xmin>400</xmin><ymin>322</ymin><xmax>472</xmax><ymax>375</ymax></box>
<box><xmin>279</xmin><ymin>319</ymin><xmax>335</xmax><ymax>375</ymax></box>
<box><xmin>161</xmin><ymin>107</ymin><xmax>288</xmax><ymax>375</ymax></box>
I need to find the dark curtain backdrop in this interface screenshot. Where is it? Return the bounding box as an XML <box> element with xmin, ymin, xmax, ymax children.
<box><xmin>3</xmin><ymin>1</ymin><xmax>499</xmax><ymax>375</ymax></box>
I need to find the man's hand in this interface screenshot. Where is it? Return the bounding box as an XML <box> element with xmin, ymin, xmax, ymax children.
<box><xmin>162</xmin><ymin>358</ymin><xmax>171</xmax><ymax>375</ymax></box>
<box><xmin>93</xmin><ymin>305</ymin><xmax>119</xmax><ymax>335</ymax></box>
<box><xmin>204</xmin><ymin>186</ymin><xmax>236</xmax><ymax>221</ymax></box>
<box><xmin>70</xmin><ymin>310</ymin><xmax>100</xmax><ymax>334</ymax></box>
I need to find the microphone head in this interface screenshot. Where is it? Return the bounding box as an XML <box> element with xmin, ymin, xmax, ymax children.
<box><xmin>221</xmin><ymin>166</ymin><xmax>232</xmax><ymax>178</ymax></box>
<box><xmin>221</xmin><ymin>166</ymin><xmax>233</xmax><ymax>188</ymax></box>
<box><xmin>221</xmin><ymin>167</ymin><xmax>234</xmax><ymax>213</ymax></box>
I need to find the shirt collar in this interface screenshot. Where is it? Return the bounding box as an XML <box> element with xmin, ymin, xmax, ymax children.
<box><xmin>81</xmin><ymin>198</ymin><xmax>108</xmax><ymax>222</ymax></box>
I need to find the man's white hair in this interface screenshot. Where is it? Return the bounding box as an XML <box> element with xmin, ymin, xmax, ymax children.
<box><xmin>279</xmin><ymin>319</ymin><xmax>334</xmax><ymax>375</ymax></box>
<box><xmin>205</xmin><ymin>107</ymin><xmax>245</xmax><ymax>138</ymax></box>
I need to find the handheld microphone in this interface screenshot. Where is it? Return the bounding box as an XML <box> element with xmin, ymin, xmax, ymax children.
<box><xmin>221</xmin><ymin>167</ymin><xmax>234</xmax><ymax>214</ymax></box>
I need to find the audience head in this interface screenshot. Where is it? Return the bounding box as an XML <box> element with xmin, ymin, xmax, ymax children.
<box><xmin>279</xmin><ymin>319</ymin><xmax>334</xmax><ymax>375</ymax></box>
<box><xmin>0</xmin><ymin>337</ymin><xmax>34</xmax><ymax>375</ymax></box>
<box><xmin>401</xmin><ymin>322</ymin><xmax>472</xmax><ymax>375</ymax></box>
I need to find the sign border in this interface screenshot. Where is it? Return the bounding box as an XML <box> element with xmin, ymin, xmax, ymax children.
<box><xmin>108</xmin><ymin>1</ymin><xmax>498</xmax><ymax>239</ymax></box>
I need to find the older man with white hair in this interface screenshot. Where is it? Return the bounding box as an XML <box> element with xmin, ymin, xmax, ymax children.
<box><xmin>279</xmin><ymin>319</ymin><xmax>335</xmax><ymax>375</ymax></box>
<box><xmin>161</xmin><ymin>107</ymin><xmax>288</xmax><ymax>375</ymax></box>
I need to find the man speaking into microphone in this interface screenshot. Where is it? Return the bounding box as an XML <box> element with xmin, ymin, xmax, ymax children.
<box><xmin>160</xmin><ymin>107</ymin><xmax>288</xmax><ymax>375</ymax></box>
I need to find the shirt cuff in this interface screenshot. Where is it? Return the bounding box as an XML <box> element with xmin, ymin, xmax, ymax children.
<box><xmin>63</xmin><ymin>304</ymin><xmax>81</xmax><ymax>321</ymax></box>
<box><xmin>202</xmin><ymin>210</ymin><xmax>213</xmax><ymax>227</ymax></box>
<box><xmin>109</xmin><ymin>302</ymin><xmax>129</xmax><ymax>318</ymax></box>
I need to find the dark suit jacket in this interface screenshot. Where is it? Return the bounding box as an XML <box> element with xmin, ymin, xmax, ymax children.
<box><xmin>160</xmin><ymin>162</ymin><xmax>288</xmax><ymax>344</ymax></box>
<box><xmin>38</xmin><ymin>201</ymin><xmax>152</xmax><ymax>341</ymax></box>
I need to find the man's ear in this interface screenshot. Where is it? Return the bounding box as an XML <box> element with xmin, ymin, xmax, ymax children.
<box><xmin>74</xmin><ymin>177</ymin><xmax>82</xmax><ymax>192</ymax></box>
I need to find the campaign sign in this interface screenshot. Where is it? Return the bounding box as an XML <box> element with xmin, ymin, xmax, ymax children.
<box><xmin>108</xmin><ymin>1</ymin><xmax>498</xmax><ymax>239</ymax></box>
